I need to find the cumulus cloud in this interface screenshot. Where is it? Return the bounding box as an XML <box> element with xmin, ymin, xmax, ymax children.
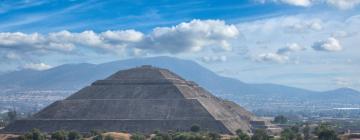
<box><xmin>0</xmin><ymin>32</ymin><xmax>74</xmax><ymax>52</ymax></box>
<box><xmin>137</xmin><ymin>19</ymin><xmax>239</xmax><ymax>53</ymax></box>
<box><xmin>101</xmin><ymin>30</ymin><xmax>144</xmax><ymax>42</ymax></box>
<box><xmin>277</xmin><ymin>43</ymin><xmax>305</xmax><ymax>54</ymax></box>
<box><xmin>326</xmin><ymin>0</ymin><xmax>360</xmax><ymax>10</ymax></box>
<box><xmin>256</xmin><ymin>53</ymin><xmax>289</xmax><ymax>63</ymax></box>
<box><xmin>0</xmin><ymin>19</ymin><xmax>239</xmax><ymax>62</ymax></box>
<box><xmin>23</xmin><ymin>63</ymin><xmax>52</xmax><ymax>71</ymax></box>
<box><xmin>255</xmin><ymin>43</ymin><xmax>304</xmax><ymax>63</ymax></box>
<box><xmin>312</xmin><ymin>37</ymin><xmax>342</xmax><ymax>52</ymax></box>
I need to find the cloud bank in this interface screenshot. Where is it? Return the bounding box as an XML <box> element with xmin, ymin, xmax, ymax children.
<box><xmin>0</xmin><ymin>20</ymin><xmax>239</xmax><ymax>66</ymax></box>
<box><xmin>0</xmin><ymin>20</ymin><xmax>239</xmax><ymax>61</ymax></box>
<box><xmin>260</xmin><ymin>0</ymin><xmax>360</xmax><ymax>9</ymax></box>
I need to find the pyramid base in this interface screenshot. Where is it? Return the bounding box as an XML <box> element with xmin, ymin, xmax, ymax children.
<box><xmin>2</xmin><ymin>119</ymin><xmax>232</xmax><ymax>134</ymax></box>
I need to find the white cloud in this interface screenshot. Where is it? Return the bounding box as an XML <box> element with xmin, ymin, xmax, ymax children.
<box><xmin>277</xmin><ymin>43</ymin><xmax>305</xmax><ymax>54</ymax></box>
<box><xmin>0</xmin><ymin>32</ymin><xmax>75</xmax><ymax>52</ymax></box>
<box><xmin>312</xmin><ymin>37</ymin><xmax>343</xmax><ymax>52</ymax></box>
<box><xmin>138</xmin><ymin>19</ymin><xmax>239</xmax><ymax>53</ymax></box>
<box><xmin>101</xmin><ymin>30</ymin><xmax>144</xmax><ymax>42</ymax></box>
<box><xmin>0</xmin><ymin>19</ymin><xmax>239</xmax><ymax>61</ymax></box>
<box><xmin>260</xmin><ymin>0</ymin><xmax>360</xmax><ymax>9</ymax></box>
<box><xmin>23</xmin><ymin>63</ymin><xmax>52</xmax><ymax>71</ymax></box>
<box><xmin>326</xmin><ymin>0</ymin><xmax>360</xmax><ymax>10</ymax></box>
<box><xmin>201</xmin><ymin>55</ymin><xmax>227</xmax><ymax>63</ymax></box>
<box><xmin>254</xmin><ymin>43</ymin><xmax>304</xmax><ymax>63</ymax></box>
<box><xmin>278</xmin><ymin>0</ymin><xmax>312</xmax><ymax>7</ymax></box>
<box><xmin>256</xmin><ymin>53</ymin><xmax>289</xmax><ymax>63</ymax></box>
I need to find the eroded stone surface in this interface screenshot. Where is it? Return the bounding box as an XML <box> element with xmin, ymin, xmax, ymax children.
<box><xmin>3</xmin><ymin>65</ymin><xmax>254</xmax><ymax>134</ymax></box>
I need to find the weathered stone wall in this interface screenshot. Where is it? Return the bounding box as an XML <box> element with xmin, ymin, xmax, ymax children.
<box><xmin>67</xmin><ymin>84</ymin><xmax>186</xmax><ymax>100</ymax></box>
<box><xmin>2</xmin><ymin>66</ymin><xmax>254</xmax><ymax>134</ymax></box>
<box><xmin>4</xmin><ymin>120</ymin><xmax>230</xmax><ymax>134</ymax></box>
<box><xmin>33</xmin><ymin>99</ymin><xmax>215</xmax><ymax>120</ymax></box>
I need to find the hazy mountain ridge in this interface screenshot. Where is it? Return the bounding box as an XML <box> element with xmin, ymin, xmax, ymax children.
<box><xmin>0</xmin><ymin>56</ymin><xmax>359</xmax><ymax>104</ymax></box>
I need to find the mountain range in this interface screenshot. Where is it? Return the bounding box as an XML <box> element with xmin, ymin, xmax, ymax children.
<box><xmin>0</xmin><ymin>56</ymin><xmax>359</xmax><ymax>109</ymax></box>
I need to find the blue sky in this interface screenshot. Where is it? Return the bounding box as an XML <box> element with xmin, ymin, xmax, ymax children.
<box><xmin>0</xmin><ymin>0</ymin><xmax>360</xmax><ymax>91</ymax></box>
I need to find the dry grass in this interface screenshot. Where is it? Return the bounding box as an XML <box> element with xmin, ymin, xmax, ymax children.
<box><xmin>103</xmin><ymin>132</ymin><xmax>131</xmax><ymax>140</ymax></box>
<box><xmin>0</xmin><ymin>134</ymin><xmax>19</xmax><ymax>140</ymax></box>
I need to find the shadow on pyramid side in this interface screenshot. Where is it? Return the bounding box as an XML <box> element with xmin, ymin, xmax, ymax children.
<box><xmin>3</xmin><ymin>65</ymin><xmax>255</xmax><ymax>134</ymax></box>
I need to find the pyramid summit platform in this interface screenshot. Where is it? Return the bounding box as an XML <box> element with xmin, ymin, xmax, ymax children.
<box><xmin>3</xmin><ymin>65</ymin><xmax>254</xmax><ymax>134</ymax></box>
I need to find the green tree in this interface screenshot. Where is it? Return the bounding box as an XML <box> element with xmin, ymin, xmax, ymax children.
<box><xmin>251</xmin><ymin>129</ymin><xmax>269</xmax><ymax>140</ymax></box>
<box><xmin>7</xmin><ymin>109</ymin><xmax>17</xmax><ymax>123</ymax></box>
<box><xmin>190</xmin><ymin>124</ymin><xmax>201</xmax><ymax>132</ymax></box>
<box><xmin>314</xmin><ymin>124</ymin><xmax>338</xmax><ymax>140</ymax></box>
<box><xmin>281</xmin><ymin>128</ymin><xmax>296</xmax><ymax>140</ymax></box>
<box><xmin>22</xmin><ymin>129</ymin><xmax>46</xmax><ymax>140</ymax></box>
<box><xmin>68</xmin><ymin>131</ymin><xmax>82</xmax><ymax>140</ymax></box>
<box><xmin>235</xmin><ymin>129</ymin><xmax>250</xmax><ymax>140</ymax></box>
<box><xmin>273</xmin><ymin>115</ymin><xmax>288</xmax><ymax>124</ymax></box>
<box><xmin>303</xmin><ymin>124</ymin><xmax>310</xmax><ymax>140</ymax></box>
<box><xmin>51</xmin><ymin>130</ymin><xmax>68</xmax><ymax>140</ymax></box>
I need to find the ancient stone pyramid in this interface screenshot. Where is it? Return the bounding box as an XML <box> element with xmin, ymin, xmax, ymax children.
<box><xmin>4</xmin><ymin>65</ymin><xmax>254</xmax><ymax>134</ymax></box>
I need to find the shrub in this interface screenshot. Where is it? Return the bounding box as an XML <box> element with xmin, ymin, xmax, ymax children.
<box><xmin>190</xmin><ymin>124</ymin><xmax>201</xmax><ymax>133</ymax></box>
<box><xmin>104</xmin><ymin>135</ymin><xmax>115</xmax><ymax>140</ymax></box>
<box><xmin>68</xmin><ymin>131</ymin><xmax>82</xmax><ymax>140</ymax></box>
<box><xmin>314</xmin><ymin>124</ymin><xmax>339</xmax><ymax>140</ymax></box>
<box><xmin>19</xmin><ymin>129</ymin><xmax>46</xmax><ymax>140</ymax></box>
<box><xmin>92</xmin><ymin>135</ymin><xmax>103</xmax><ymax>140</ymax></box>
<box><xmin>251</xmin><ymin>129</ymin><xmax>269</xmax><ymax>140</ymax></box>
<box><xmin>151</xmin><ymin>132</ymin><xmax>172</xmax><ymax>140</ymax></box>
<box><xmin>273</xmin><ymin>115</ymin><xmax>288</xmax><ymax>124</ymax></box>
<box><xmin>235</xmin><ymin>129</ymin><xmax>250</xmax><ymax>140</ymax></box>
<box><xmin>51</xmin><ymin>130</ymin><xmax>68</xmax><ymax>140</ymax></box>
<box><xmin>131</xmin><ymin>133</ymin><xmax>146</xmax><ymax>140</ymax></box>
<box><xmin>172</xmin><ymin>132</ymin><xmax>208</xmax><ymax>140</ymax></box>
<box><xmin>208</xmin><ymin>132</ymin><xmax>221</xmax><ymax>140</ymax></box>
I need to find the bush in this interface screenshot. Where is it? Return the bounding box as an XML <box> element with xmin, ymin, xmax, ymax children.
<box><xmin>172</xmin><ymin>132</ymin><xmax>208</xmax><ymax>140</ymax></box>
<box><xmin>314</xmin><ymin>124</ymin><xmax>339</xmax><ymax>140</ymax></box>
<box><xmin>91</xmin><ymin>130</ymin><xmax>102</xmax><ymax>137</ymax></box>
<box><xmin>20</xmin><ymin>129</ymin><xmax>46</xmax><ymax>140</ymax></box>
<box><xmin>68</xmin><ymin>131</ymin><xmax>82</xmax><ymax>140</ymax></box>
<box><xmin>131</xmin><ymin>133</ymin><xmax>146</xmax><ymax>140</ymax></box>
<box><xmin>273</xmin><ymin>115</ymin><xmax>288</xmax><ymax>124</ymax></box>
<box><xmin>92</xmin><ymin>135</ymin><xmax>103</xmax><ymax>140</ymax></box>
<box><xmin>190</xmin><ymin>124</ymin><xmax>201</xmax><ymax>133</ymax></box>
<box><xmin>235</xmin><ymin>129</ymin><xmax>250</xmax><ymax>140</ymax></box>
<box><xmin>251</xmin><ymin>129</ymin><xmax>269</xmax><ymax>140</ymax></box>
<box><xmin>208</xmin><ymin>132</ymin><xmax>221</xmax><ymax>140</ymax></box>
<box><xmin>51</xmin><ymin>130</ymin><xmax>68</xmax><ymax>140</ymax></box>
<box><xmin>152</xmin><ymin>132</ymin><xmax>172</xmax><ymax>140</ymax></box>
<box><xmin>104</xmin><ymin>135</ymin><xmax>115</xmax><ymax>140</ymax></box>
<box><xmin>281</xmin><ymin>128</ymin><xmax>296</xmax><ymax>140</ymax></box>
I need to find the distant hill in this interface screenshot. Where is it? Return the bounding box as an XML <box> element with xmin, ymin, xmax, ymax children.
<box><xmin>0</xmin><ymin>56</ymin><xmax>359</xmax><ymax>107</ymax></box>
